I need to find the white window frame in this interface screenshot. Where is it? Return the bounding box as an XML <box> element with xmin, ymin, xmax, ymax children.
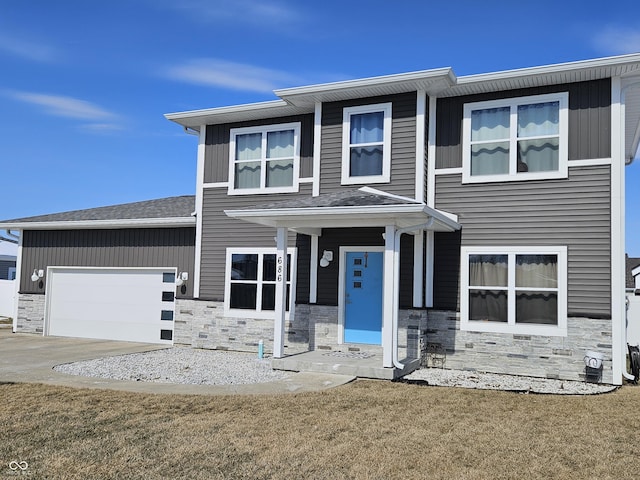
<box><xmin>224</xmin><ymin>247</ymin><xmax>297</xmax><ymax>320</ymax></box>
<box><xmin>8</xmin><ymin>267</ymin><xmax>16</xmax><ymax>280</ymax></box>
<box><xmin>462</xmin><ymin>93</ymin><xmax>569</xmax><ymax>184</ymax></box>
<box><xmin>460</xmin><ymin>246</ymin><xmax>567</xmax><ymax>336</ymax></box>
<box><xmin>341</xmin><ymin>103</ymin><xmax>392</xmax><ymax>185</ymax></box>
<box><xmin>228</xmin><ymin>122</ymin><xmax>301</xmax><ymax>195</ymax></box>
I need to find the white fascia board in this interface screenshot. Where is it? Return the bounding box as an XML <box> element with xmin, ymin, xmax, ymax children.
<box><xmin>632</xmin><ymin>265</ymin><xmax>640</xmax><ymax>277</ymax></box>
<box><xmin>457</xmin><ymin>53</ymin><xmax>640</xmax><ymax>86</ymax></box>
<box><xmin>0</xmin><ymin>217</ymin><xmax>197</xmax><ymax>230</ymax></box>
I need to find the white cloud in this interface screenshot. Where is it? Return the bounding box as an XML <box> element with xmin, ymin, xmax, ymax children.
<box><xmin>160</xmin><ymin>0</ymin><xmax>301</xmax><ymax>28</ymax></box>
<box><xmin>0</xmin><ymin>34</ymin><xmax>59</xmax><ymax>63</ymax></box>
<box><xmin>8</xmin><ymin>91</ymin><xmax>117</xmax><ymax>120</ymax></box>
<box><xmin>593</xmin><ymin>26</ymin><xmax>640</xmax><ymax>55</ymax></box>
<box><xmin>166</xmin><ymin>59</ymin><xmax>300</xmax><ymax>92</ymax></box>
<box><xmin>79</xmin><ymin>123</ymin><xmax>125</xmax><ymax>134</ymax></box>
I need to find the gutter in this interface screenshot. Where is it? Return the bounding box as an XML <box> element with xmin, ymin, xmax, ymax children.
<box><xmin>0</xmin><ymin>230</ymin><xmax>19</xmax><ymax>244</ymax></box>
<box><xmin>392</xmin><ymin>219</ymin><xmax>434</xmax><ymax>369</ymax></box>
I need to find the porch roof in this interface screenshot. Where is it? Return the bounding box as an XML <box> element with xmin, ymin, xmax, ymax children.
<box><xmin>224</xmin><ymin>187</ymin><xmax>461</xmax><ymax>235</ymax></box>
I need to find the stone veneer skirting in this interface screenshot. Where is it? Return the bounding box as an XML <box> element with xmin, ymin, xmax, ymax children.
<box><xmin>16</xmin><ymin>293</ymin><xmax>45</xmax><ymax>334</ymax></box>
<box><xmin>14</xmin><ymin>293</ymin><xmax>615</xmax><ymax>384</ymax></box>
<box><xmin>425</xmin><ymin>310</ymin><xmax>614</xmax><ymax>384</ymax></box>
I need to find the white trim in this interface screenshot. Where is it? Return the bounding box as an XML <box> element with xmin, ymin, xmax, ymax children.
<box><xmin>461</xmin><ymin>92</ymin><xmax>569</xmax><ymax>184</ymax></box>
<box><xmin>228</xmin><ymin>122</ymin><xmax>301</xmax><ymax>195</ymax></box>
<box><xmin>425</xmin><ymin>230</ymin><xmax>434</xmax><ymax>307</ymax></box>
<box><xmin>568</xmin><ymin>158</ymin><xmax>612</xmax><ymax>167</ymax></box>
<box><xmin>341</xmin><ymin>103</ymin><xmax>392</xmax><ymax>185</ymax></box>
<box><xmin>460</xmin><ymin>246</ymin><xmax>568</xmax><ymax>337</ymax></box>
<box><xmin>611</xmin><ymin>76</ymin><xmax>625</xmax><ymax>385</ymax></box>
<box><xmin>223</xmin><ymin>247</ymin><xmax>297</xmax><ymax>320</ymax></box>
<box><xmin>7</xmin><ymin>266</ymin><xmax>16</xmax><ymax>281</ymax></box>
<box><xmin>203</xmin><ymin>182</ymin><xmax>229</xmax><ymax>188</ymax></box>
<box><xmin>193</xmin><ymin>126</ymin><xmax>206</xmax><ymax>298</ymax></box>
<box><xmin>273</xmin><ymin>228</ymin><xmax>288</xmax><ymax>358</ymax></box>
<box><xmin>413</xmin><ymin>233</ymin><xmax>424</xmax><ymax>308</ymax></box>
<box><xmin>337</xmin><ymin>245</ymin><xmax>385</xmax><ymax>347</ymax></box>
<box><xmin>0</xmin><ymin>217</ymin><xmax>196</xmax><ymax>231</ymax></box>
<box><xmin>382</xmin><ymin>227</ymin><xmax>395</xmax><ymax>367</ymax></box>
<box><xmin>427</xmin><ymin>95</ymin><xmax>437</xmax><ymax>208</ymax></box>
<box><xmin>309</xmin><ymin>235</ymin><xmax>318</xmax><ymax>304</ymax></box>
<box><xmin>313</xmin><ymin>102</ymin><xmax>322</xmax><ymax>197</ymax></box>
<box><xmin>358</xmin><ymin>186</ymin><xmax>421</xmax><ymax>204</ymax></box>
<box><xmin>298</xmin><ymin>178</ymin><xmax>314</xmax><ymax>183</ymax></box>
<box><xmin>12</xmin><ymin>232</ymin><xmax>22</xmax><ymax>332</ymax></box>
<box><xmin>434</xmin><ymin>167</ymin><xmax>463</xmax><ymax>175</ymax></box>
<box><xmin>415</xmin><ymin>90</ymin><xmax>426</xmax><ymax>201</ymax></box>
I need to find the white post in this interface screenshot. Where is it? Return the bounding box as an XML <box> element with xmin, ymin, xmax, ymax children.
<box><xmin>273</xmin><ymin>227</ymin><xmax>288</xmax><ymax>358</ymax></box>
<box><xmin>413</xmin><ymin>232</ymin><xmax>424</xmax><ymax>308</ymax></box>
<box><xmin>382</xmin><ymin>225</ymin><xmax>396</xmax><ymax>368</ymax></box>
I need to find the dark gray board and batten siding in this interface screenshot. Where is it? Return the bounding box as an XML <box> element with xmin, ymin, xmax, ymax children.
<box><xmin>204</xmin><ymin>114</ymin><xmax>315</xmax><ymax>184</ymax></box>
<box><xmin>320</xmin><ymin>92</ymin><xmax>418</xmax><ymax>198</ymax></box>
<box><xmin>19</xmin><ymin>228</ymin><xmax>196</xmax><ymax>298</ymax></box>
<box><xmin>435</xmin><ymin>79</ymin><xmax>611</xmax><ymax>169</ymax></box>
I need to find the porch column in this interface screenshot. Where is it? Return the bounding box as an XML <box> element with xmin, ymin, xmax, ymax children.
<box><xmin>273</xmin><ymin>227</ymin><xmax>288</xmax><ymax>358</ymax></box>
<box><xmin>382</xmin><ymin>225</ymin><xmax>396</xmax><ymax>368</ymax></box>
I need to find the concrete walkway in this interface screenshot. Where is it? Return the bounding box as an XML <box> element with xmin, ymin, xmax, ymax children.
<box><xmin>0</xmin><ymin>329</ymin><xmax>355</xmax><ymax>395</ymax></box>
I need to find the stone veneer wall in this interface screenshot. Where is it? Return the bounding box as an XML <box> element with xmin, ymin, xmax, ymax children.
<box><xmin>16</xmin><ymin>293</ymin><xmax>45</xmax><ymax>334</ymax></box>
<box><xmin>425</xmin><ymin>310</ymin><xmax>614</xmax><ymax>384</ymax></box>
<box><xmin>174</xmin><ymin>299</ymin><xmax>310</xmax><ymax>355</ymax></box>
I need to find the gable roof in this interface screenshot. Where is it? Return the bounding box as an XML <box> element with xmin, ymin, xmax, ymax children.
<box><xmin>628</xmin><ymin>255</ymin><xmax>640</xmax><ymax>289</ymax></box>
<box><xmin>0</xmin><ymin>196</ymin><xmax>196</xmax><ymax>230</ymax></box>
<box><xmin>224</xmin><ymin>187</ymin><xmax>460</xmax><ymax>236</ymax></box>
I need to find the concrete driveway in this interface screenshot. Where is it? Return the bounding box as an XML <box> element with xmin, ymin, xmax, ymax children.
<box><xmin>0</xmin><ymin>328</ymin><xmax>354</xmax><ymax>395</ymax></box>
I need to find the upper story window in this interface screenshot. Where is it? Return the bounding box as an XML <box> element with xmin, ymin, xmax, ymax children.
<box><xmin>462</xmin><ymin>93</ymin><xmax>568</xmax><ymax>184</ymax></box>
<box><xmin>460</xmin><ymin>246</ymin><xmax>567</xmax><ymax>337</ymax></box>
<box><xmin>341</xmin><ymin>103</ymin><xmax>392</xmax><ymax>185</ymax></box>
<box><xmin>229</xmin><ymin>122</ymin><xmax>300</xmax><ymax>195</ymax></box>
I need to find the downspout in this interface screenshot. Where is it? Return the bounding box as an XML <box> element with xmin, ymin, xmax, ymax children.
<box><xmin>392</xmin><ymin>218</ymin><xmax>434</xmax><ymax>369</ymax></box>
<box><xmin>0</xmin><ymin>230</ymin><xmax>19</xmax><ymax>244</ymax></box>
<box><xmin>621</xmin><ymin>81</ymin><xmax>640</xmax><ymax>381</ymax></box>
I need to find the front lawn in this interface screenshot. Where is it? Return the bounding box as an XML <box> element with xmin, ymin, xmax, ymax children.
<box><xmin>1</xmin><ymin>380</ymin><xmax>638</xmax><ymax>479</ymax></box>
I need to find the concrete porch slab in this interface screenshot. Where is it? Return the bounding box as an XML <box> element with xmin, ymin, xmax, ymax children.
<box><xmin>272</xmin><ymin>349</ymin><xmax>420</xmax><ymax>380</ymax></box>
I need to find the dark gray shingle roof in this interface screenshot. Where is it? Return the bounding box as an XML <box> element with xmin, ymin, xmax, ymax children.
<box><xmin>1</xmin><ymin>196</ymin><xmax>195</xmax><ymax>224</ymax></box>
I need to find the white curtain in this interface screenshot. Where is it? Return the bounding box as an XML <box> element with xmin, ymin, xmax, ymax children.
<box><xmin>266</xmin><ymin>130</ymin><xmax>294</xmax><ymax>187</ymax></box>
<box><xmin>517</xmin><ymin>102</ymin><xmax>559</xmax><ymax>137</ymax></box>
<box><xmin>471</xmin><ymin>107</ymin><xmax>509</xmax><ymax>141</ymax></box>
<box><xmin>351</xmin><ymin>112</ymin><xmax>383</xmax><ymax>144</ymax></box>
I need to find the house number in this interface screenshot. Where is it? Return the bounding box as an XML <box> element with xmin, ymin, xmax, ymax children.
<box><xmin>277</xmin><ymin>255</ymin><xmax>283</xmax><ymax>282</ymax></box>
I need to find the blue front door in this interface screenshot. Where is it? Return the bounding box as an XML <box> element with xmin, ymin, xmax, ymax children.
<box><xmin>344</xmin><ymin>251</ymin><xmax>383</xmax><ymax>344</ymax></box>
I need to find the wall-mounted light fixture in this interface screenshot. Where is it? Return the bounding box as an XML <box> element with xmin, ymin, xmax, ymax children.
<box><xmin>319</xmin><ymin>250</ymin><xmax>333</xmax><ymax>268</ymax></box>
<box><xmin>30</xmin><ymin>269</ymin><xmax>44</xmax><ymax>282</ymax></box>
<box><xmin>175</xmin><ymin>271</ymin><xmax>189</xmax><ymax>286</ymax></box>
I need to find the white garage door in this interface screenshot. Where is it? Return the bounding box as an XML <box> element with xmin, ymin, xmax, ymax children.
<box><xmin>46</xmin><ymin>267</ymin><xmax>176</xmax><ymax>344</ymax></box>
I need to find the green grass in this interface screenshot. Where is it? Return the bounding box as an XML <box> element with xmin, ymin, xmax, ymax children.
<box><xmin>1</xmin><ymin>380</ymin><xmax>639</xmax><ymax>479</ymax></box>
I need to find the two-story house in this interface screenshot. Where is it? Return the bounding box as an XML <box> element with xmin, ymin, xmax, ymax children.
<box><xmin>3</xmin><ymin>54</ymin><xmax>640</xmax><ymax>385</ymax></box>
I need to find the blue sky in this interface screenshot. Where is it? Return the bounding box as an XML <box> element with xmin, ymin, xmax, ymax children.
<box><xmin>1</xmin><ymin>0</ymin><xmax>640</xmax><ymax>253</ymax></box>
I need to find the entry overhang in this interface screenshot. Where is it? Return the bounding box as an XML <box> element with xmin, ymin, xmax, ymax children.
<box><xmin>224</xmin><ymin>188</ymin><xmax>461</xmax><ymax>233</ymax></box>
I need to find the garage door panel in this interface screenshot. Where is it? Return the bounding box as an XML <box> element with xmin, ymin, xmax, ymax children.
<box><xmin>47</xmin><ymin>268</ymin><xmax>175</xmax><ymax>345</ymax></box>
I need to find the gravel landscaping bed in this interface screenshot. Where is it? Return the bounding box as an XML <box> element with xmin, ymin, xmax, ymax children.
<box><xmin>54</xmin><ymin>347</ymin><xmax>292</xmax><ymax>386</ymax></box>
<box><xmin>55</xmin><ymin>347</ymin><xmax>618</xmax><ymax>394</ymax></box>
<box><xmin>404</xmin><ymin>368</ymin><xmax>617</xmax><ymax>395</ymax></box>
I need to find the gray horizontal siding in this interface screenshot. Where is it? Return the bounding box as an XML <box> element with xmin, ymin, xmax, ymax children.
<box><xmin>20</xmin><ymin>228</ymin><xmax>196</xmax><ymax>298</ymax></box>
<box><xmin>435</xmin><ymin>78</ymin><xmax>611</xmax><ymax>169</ymax></box>
<box><xmin>434</xmin><ymin>166</ymin><xmax>611</xmax><ymax>317</ymax></box>
<box><xmin>204</xmin><ymin>114</ymin><xmax>315</xmax><ymax>184</ymax></box>
<box><xmin>320</xmin><ymin>93</ymin><xmax>417</xmax><ymax>198</ymax></box>
<box><xmin>199</xmin><ymin>185</ymin><xmax>312</xmax><ymax>301</ymax></box>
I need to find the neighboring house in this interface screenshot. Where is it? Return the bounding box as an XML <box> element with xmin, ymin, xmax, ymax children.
<box><xmin>0</xmin><ymin>239</ymin><xmax>17</xmax><ymax>280</ymax></box>
<box><xmin>626</xmin><ymin>255</ymin><xmax>640</xmax><ymax>346</ymax></box>
<box><xmin>2</xmin><ymin>54</ymin><xmax>640</xmax><ymax>385</ymax></box>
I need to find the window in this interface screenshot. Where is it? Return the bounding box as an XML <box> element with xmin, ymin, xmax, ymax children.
<box><xmin>224</xmin><ymin>248</ymin><xmax>296</xmax><ymax>319</ymax></box>
<box><xmin>461</xmin><ymin>246</ymin><xmax>567</xmax><ymax>336</ymax></box>
<box><xmin>8</xmin><ymin>267</ymin><xmax>16</xmax><ymax>280</ymax></box>
<box><xmin>342</xmin><ymin>103</ymin><xmax>392</xmax><ymax>184</ymax></box>
<box><xmin>229</xmin><ymin>123</ymin><xmax>300</xmax><ymax>194</ymax></box>
<box><xmin>462</xmin><ymin>93</ymin><xmax>568</xmax><ymax>183</ymax></box>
